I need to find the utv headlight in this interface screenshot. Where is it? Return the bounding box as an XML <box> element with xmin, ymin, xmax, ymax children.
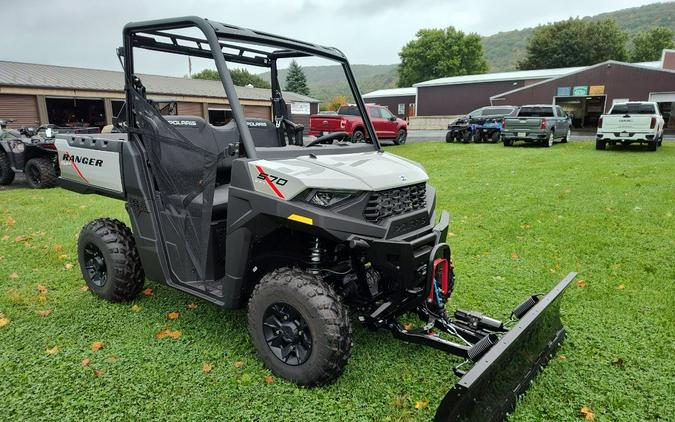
<box><xmin>306</xmin><ymin>190</ymin><xmax>360</xmax><ymax>208</ymax></box>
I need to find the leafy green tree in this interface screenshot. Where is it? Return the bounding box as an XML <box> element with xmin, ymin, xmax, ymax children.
<box><xmin>518</xmin><ymin>18</ymin><xmax>628</xmax><ymax>70</ymax></box>
<box><xmin>284</xmin><ymin>60</ymin><xmax>310</xmax><ymax>95</ymax></box>
<box><xmin>397</xmin><ymin>27</ymin><xmax>488</xmax><ymax>87</ymax></box>
<box><xmin>192</xmin><ymin>68</ymin><xmax>270</xmax><ymax>89</ymax></box>
<box><xmin>630</xmin><ymin>27</ymin><xmax>674</xmax><ymax>62</ymax></box>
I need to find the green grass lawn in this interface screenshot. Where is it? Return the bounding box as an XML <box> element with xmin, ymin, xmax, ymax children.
<box><xmin>1</xmin><ymin>141</ymin><xmax>673</xmax><ymax>421</ymax></box>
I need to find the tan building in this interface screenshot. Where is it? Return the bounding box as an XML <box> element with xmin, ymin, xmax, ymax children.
<box><xmin>0</xmin><ymin>61</ymin><xmax>319</xmax><ymax>129</ymax></box>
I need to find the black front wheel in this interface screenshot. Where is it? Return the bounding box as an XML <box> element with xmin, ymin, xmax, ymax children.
<box><xmin>25</xmin><ymin>157</ymin><xmax>57</xmax><ymax>189</ymax></box>
<box><xmin>445</xmin><ymin>131</ymin><xmax>455</xmax><ymax>143</ymax></box>
<box><xmin>490</xmin><ymin>131</ymin><xmax>501</xmax><ymax>143</ymax></box>
<box><xmin>77</xmin><ymin>218</ymin><xmax>144</xmax><ymax>301</ymax></box>
<box><xmin>0</xmin><ymin>152</ymin><xmax>15</xmax><ymax>185</ymax></box>
<box><xmin>247</xmin><ymin>267</ymin><xmax>352</xmax><ymax>386</ymax></box>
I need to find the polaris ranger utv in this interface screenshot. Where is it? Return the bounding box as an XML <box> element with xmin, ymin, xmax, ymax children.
<box><xmin>54</xmin><ymin>17</ymin><xmax>575</xmax><ymax>421</ymax></box>
<box><xmin>0</xmin><ymin>119</ymin><xmax>59</xmax><ymax>188</ymax></box>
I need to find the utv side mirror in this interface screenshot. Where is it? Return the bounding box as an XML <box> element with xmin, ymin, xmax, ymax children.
<box><xmin>389</xmin><ymin>116</ymin><xmax>396</xmax><ymax>122</ymax></box>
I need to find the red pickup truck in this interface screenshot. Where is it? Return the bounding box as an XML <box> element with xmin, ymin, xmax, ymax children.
<box><xmin>309</xmin><ymin>104</ymin><xmax>408</xmax><ymax>145</ymax></box>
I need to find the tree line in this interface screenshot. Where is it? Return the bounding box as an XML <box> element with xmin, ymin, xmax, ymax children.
<box><xmin>397</xmin><ymin>19</ymin><xmax>674</xmax><ymax>86</ymax></box>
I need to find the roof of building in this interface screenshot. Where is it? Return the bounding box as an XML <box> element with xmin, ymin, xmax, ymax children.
<box><xmin>414</xmin><ymin>61</ymin><xmax>661</xmax><ymax>88</ymax></box>
<box><xmin>0</xmin><ymin>61</ymin><xmax>319</xmax><ymax>103</ymax></box>
<box><xmin>490</xmin><ymin>60</ymin><xmax>675</xmax><ymax>100</ymax></box>
<box><xmin>362</xmin><ymin>87</ymin><xmax>416</xmax><ymax>98</ymax></box>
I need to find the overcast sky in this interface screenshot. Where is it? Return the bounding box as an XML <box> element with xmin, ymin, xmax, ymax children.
<box><xmin>2</xmin><ymin>0</ymin><xmax>664</xmax><ymax>76</ymax></box>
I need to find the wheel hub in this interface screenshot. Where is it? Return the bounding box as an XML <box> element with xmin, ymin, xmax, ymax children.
<box><xmin>263</xmin><ymin>303</ymin><xmax>312</xmax><ymax>366</ymax></box>
<box><xmin>83</xmin><ymin>243</ymin><xmax>107</xmax><ymax>287</ymax></box>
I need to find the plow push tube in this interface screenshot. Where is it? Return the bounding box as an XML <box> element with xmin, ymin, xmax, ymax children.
<box><xmin>435</xmin><ymin>272</ymin><xmax>577</xmax><ymax>422</ymax></box>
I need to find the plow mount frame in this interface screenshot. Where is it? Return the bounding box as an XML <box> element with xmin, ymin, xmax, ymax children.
<box><xmin>383</xmin><ymin>270</ymin><xmax>576</xmax><ymax>422</ymax></box>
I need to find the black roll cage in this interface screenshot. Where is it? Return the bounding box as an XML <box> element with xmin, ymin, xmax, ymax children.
<box><xmin>122</xmin><ymin>16</ymin><xmax>382</xmax><ymax>158</ymax></box>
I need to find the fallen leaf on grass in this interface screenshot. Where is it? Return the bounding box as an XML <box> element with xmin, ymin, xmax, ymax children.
<box><xmin>558</xmin><ymin>355</ymin><xmax>567</xmax><ymax>361</ymax></box>
<box><xmin>447</xmin><ymin>232</ymin><xmax>456</xmax><ymax>237</ymax></box>
<box><xmin>37</xmin><ymin>295</ymin><xmax>47</xmax><ymax>304</ymax></box>
<box><xmin>155</xmin><ymin>329</ymin><xmax>181</xmax><ymax>339</ymax></box>
<box><xmin>46</xmin><ymin>346</ymin><xmax>59</xmax><ymax>355</ymax></box>
<box><xmin>37</xmin><ymin>310</ymin><xmax>52</xmax><ymax>317</ymax></box>
<box><xmin>53</xmin><ymin>244</ymin><xmax>62</xmax><ymax>251</ymax></box>
<box><xmin>64</xmin><ymin>263</ymin><xmax>73</xmax><ymax>270</ymax></box>
<box><xmin>167</xmin><ymin>311</ymin><xmax>180</xmax><ymax>320</ymax></box>
<box><xmin>402</xmin><ymin>322</ymin><xmax>414</xmax><ymax>331</ymax></box>
<box><xmin>142</xmin><ymin>288</ymin><xmax>153</xmax><ymax>297</ymax></box>
<box><xmin>580</xmin><ymin>406</ymin><xmax>594</xmax><ymax>420</ymax></box>
<box><xmin>616</xmin><ymin>284</ymin><xmax>625</xmax><ymax>290</ymax></box>
<box><xmin>91</xmin><ymin>341</ymin><xmax>105</xmax><ymax>353</ymax></box>
<box><xmin>0</xmin><ymin>316</ymin><xmax>10</xmax><ymax>327</ymax></box>
<box><xmin>415</xmin><ymin>400</ymin><xmax>429</xmax><ymax>410</ymax></box>
<box><xmin>79</xmin><ymin>285</ymin><xmax>89</xmax><ymax>292</ymax></box>
<box><xmin>36</xmin><ymin>284</ymin><xmax>48</xmax><ymax>294</ymax></box>
<box><xmin>511</xmin><ymin>252</ymin><xmax>519</xmax><ymax>259</ymax></box>
<box><xmin>1</xmin><ymin>235</ymin><xmax>8</xmax><ymax>241</ymax></box>
<box><xmin>130</xmin><ymin>304</ymin><xmax>141</xmax><ymax>312</ymax></box>
<box><xmin>93</xmin><ymin>368</ymin><xmax>104</xmax><ymax>377</ymax></box>
<box><xmin>234</xmin><ymin>361</ymin><xmax>243</xmax><ymax>369</ymax></box>
<box><xmin>82</xmin><ymin>358</ymin><xmax>91</xmax><ymax>367</ymax></box>
<box><xmin>392</xmin><ymin>395</ymin><xmax>406</xmax><ymax>409</ymax></box>
<box><xmin>5</xmin><ymin>216</ymin><xmax>16</xmax><ymax>226</ymax></box>
<box><xmin>202</xmin><ymin>362</ymin><xmax>213</xmax><ymax>373</ymax></box>
<box><xmin>187</xmin><ymin>303</ymin><xmax>198</xmax><ymax>310</ymax></box>
<box><xmin>576</xmin><ymin>279</ymin><xmax>586</xmax><ymax>288</ymax></box>
<box><xmin>611</xmin><ymin>357</ymin><xmax>625</xmax><ymax>368</ymax></box>
<box><xmin>520</xmin><ymin>223</ymin><xmax>531</xmax><ymax>230</ymax></box>
<box><xmin>15</xmin><ymin>235</ymin><xmax>31</xmax><ymax>242</ymax></box>
<box><xmin>263</xmin><ymin>375</ymin><xmax>273</xmax><ymax>384</ymax></box>
<box><xmin>9</xmin><ymin>272</ymin><xmax>18</xmax><ymax>279</ymax></box>
<box><xmin>58</xmin><ymin>254</ymin><xmax>68</xmax><ymax>261</ymax></box>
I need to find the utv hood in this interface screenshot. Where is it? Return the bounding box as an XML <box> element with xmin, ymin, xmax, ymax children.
<box><xmin>248</xmin><ymin>151</ymin><xmax>429</xmax><ymax>200</ymax></box>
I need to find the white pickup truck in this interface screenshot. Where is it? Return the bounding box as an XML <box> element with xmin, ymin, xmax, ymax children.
<box><xmin>596</xmin><ymin>101</ymin><xmax>665</xmax><ymax>151</ymax></box>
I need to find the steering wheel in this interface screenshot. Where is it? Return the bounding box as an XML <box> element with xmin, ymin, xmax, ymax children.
<box><xmin>305</xmin><ymin>131</ymin><xmax>350</xmax><ymax>147</ymax></box>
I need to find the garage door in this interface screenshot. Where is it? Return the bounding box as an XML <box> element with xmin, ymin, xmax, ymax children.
<box><xmin>244</xmin><ymin>105</ymin><xmax>271</xmax><ymax>120</ymax></box>
<box><xmin>649</xmin><ymin>92</ymin><xmax>675</xmax><ymax>103</ymax></box>
<box><xmin>177</xmin><ymin>102</ymin><xmax>203</xmax><ymax>117</ymax></box>
<box><xmin>0</xmin><ymin>94</ymin><xmax>39</xmax><ymax>127</ymax></box>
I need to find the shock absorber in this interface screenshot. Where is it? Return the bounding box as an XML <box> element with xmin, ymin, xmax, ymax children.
<box><xmin>309</xmin><ymin>237</ymin><xmax>322</xmax><ymax>274</ymax></box>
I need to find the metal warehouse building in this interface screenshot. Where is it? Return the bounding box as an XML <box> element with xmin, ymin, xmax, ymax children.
<box><xmin>362</xmin><ymin>87</ymin><xmax>416</xmax><ymax>119</ymax></box>
<box><xmin>0</xmin><ymin>61</ymin><xmax>319</xmax><ymax>129</ymax></box>
<box><xmin>367</xmin><ymin>49</ymin><xmax>675</xmax><ymax>130</ymax></box>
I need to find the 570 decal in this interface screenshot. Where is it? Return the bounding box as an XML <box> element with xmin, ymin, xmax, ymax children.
<box><xmin>254</xmin><ymin>165</ymin><xmax>287</xmax><ymax>199</ymax></box>
<box><xmin>256</xmin><ymin>171</ymin><xmax>288</xmax><ymax>186</ymax></box>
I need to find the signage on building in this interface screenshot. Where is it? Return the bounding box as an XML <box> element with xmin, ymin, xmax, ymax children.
<box><xmin>589</xmin><ymin>85</ymin><xmax>605</xmax><ymax>95</ymax></box>
<box><xmin>557</xmin><ymin>87</ymin><xmax>571</xmax><ymax>96</ymax></box>
<box><xmin>290</xmin><ymin>102</ymin><xmax>310</xmax><ymax>115</ymax></box>
<box><xmin>572</xmin><ymin>86</ymin><xmax>588</xmax><ymax>96</ymax></box>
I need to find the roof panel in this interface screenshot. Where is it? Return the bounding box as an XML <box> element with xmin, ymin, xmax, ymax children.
<box><xmin>362</xmin><ymin>87</ymin><xmax>416</xmax><ymax>98</ymax></box>
<box><xmin>414</xmin><ymin>61</ymin><xmax>662</xmax><ymax>88</ymax></box>
<box><xmin>0</xmin><ymin>61</ymin><xmax>319</xmax><ymax>103</ymax></box>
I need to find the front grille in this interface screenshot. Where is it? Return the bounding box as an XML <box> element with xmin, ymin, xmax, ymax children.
<box><xmin>364</xmin><ymin>183</ymin><xmax>427</xmax><ymax>224</ymax></box>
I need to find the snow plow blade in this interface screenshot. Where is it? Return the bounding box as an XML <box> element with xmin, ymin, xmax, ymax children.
<box><xmin>435</xmin><ymin>272</ymin><xmax>577</xmax><ymax>422</ymax></box>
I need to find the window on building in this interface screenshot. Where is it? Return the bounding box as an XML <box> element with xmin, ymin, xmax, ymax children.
<box><xmin>397</xmin><ymin>103</ymin><xmax>405</xmax><ymax>115</ymax></box>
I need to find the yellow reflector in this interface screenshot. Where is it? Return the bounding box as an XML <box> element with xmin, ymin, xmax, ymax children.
<box><xmin>288</xmin><ymin>214</ymin><xmax>313</xmax><ymax>225</ymax></box>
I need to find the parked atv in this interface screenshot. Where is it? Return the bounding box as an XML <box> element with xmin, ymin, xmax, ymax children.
<box><xmin>0</xmin><ymin>120</ymin><xmax>59</xmax><ymax>188</ymax></box>
<box><xmin>446</xmin><ymin>106</ymin><xmax>518</xmax><ymax>144</ymax></box>
<box><xmin>54</xmin><ymin>17</ymin><xmax>576</xmax><ymax>421</ymax></box>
